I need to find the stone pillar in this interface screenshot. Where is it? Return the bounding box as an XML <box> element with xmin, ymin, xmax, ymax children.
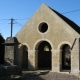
<box><xmin>4</xmin><ymin>37</ymin><xmax>22</xmax><ymax>75</ymax></box>
<box><xmin>71</xmin><ymin>37</ymin><xmax>79</xmax><ymax>76</ymax></box>
<box><xmin>28</xmin><ymin>50</ymin><xmax>35</xmax><ymax>70</ymax></box>
<box><xmin>35</xmin><ymin>50</ymin><xmax>38</xmax><ymax>70</ymax></box>
<box><xmin>52</xmin><ymin>49</ymin><xmax>59</xmax><ymax>72</ymax></box>
<box><xmin>18</xmin><ymin>46</ymin><xmax>22</xmax><ymax>68</ymax></box>
<box><xmin>59</xmin><ymin>50</ymin><xmax>62</xmax><ymax>71</ymax></box>
<box><xmin>4</xmin><ymin>37</ymin><xmax>19</xmax><ymax>65</ymax></box>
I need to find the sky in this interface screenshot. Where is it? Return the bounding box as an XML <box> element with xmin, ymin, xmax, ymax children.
<box><xmin>0</xmin><ymin>0</ymin><xmax>80</xmax><ymax>39</ymax></box>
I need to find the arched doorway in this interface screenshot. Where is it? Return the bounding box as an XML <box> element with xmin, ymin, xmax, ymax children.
<box><xmin>61</xmin><ymin>44</ymin><xmax>71</xmax><ymax>70</ymax></box>
<box><xmin>36</xmin><ymin>41</ymin><xmax>52</xmax><ymax>70</ymax></box>
<box><xmin>21</xmin><ymin>45</ymin><xmax>28</xmax><ymax>70</ymax></box>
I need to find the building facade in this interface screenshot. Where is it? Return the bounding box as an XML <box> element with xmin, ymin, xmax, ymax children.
<box><xmin>16</xmin><ymin>4</ymin><xmax>80</xmax><ymax>76</ymax></box>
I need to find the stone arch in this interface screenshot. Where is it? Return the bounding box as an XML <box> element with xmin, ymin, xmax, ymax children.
<box><xmin>19</xmin><ymin>44</ymin><xmax>28</xmax><ymax>70</ymax></box>
<box><xmin>58</xmin><ymin>42</ymin><xmax>71</xmax><ymax>71</ymax></box>
<box><xmin>35</xmin><ymin>40</ymin><xmax>53</xmax><ymax>70</ymax></box>
<box><xmin>33</xmin><ymin>39</ymin><xmax>53</xmax><ymax>50</ymax></box>
<box><xmin>57</xmin><ymin>41</ymin><xmax>72</xmax><ymax>50</ymax></box>
<box><xmin>19</xmin><ymin>43</ymin><xmax>30</xmax><ymax>50</ymax></box>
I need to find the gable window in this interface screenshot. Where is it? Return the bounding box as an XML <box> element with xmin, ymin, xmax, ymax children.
<box><xmin>38</xmin><ymin>22</ymin><xmax>48</xmax><ymax>33</ymax></box>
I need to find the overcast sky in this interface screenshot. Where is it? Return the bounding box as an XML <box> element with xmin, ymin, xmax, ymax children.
<box><xmin>0</xmin><ymin>0</ymin><xmax>80</xmax><ymax>39</ymax></box>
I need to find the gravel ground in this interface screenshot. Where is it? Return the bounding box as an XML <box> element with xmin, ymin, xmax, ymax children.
<box><xmin>20</xmin><ymin>72</ymin><xmax>80</xmax><ymax>80</ymax></box>
<box><xmin>0</xmin><ymin>72</ymin><xmax>80</xmax><ymax>80</ymax></box>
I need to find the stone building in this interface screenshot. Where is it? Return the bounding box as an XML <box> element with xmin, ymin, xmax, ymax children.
<box><xmin>16</xmin><ymin>4</ymin><xmax>80</xmax><ymax>75</ymax></box>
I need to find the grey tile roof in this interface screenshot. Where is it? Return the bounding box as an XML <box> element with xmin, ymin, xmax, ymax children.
<box><xmin>49</xmin><ymin>7</ymin><xmax>80</xmax><ymax>34</ymax></box>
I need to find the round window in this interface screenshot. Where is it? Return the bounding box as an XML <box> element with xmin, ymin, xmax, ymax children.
<box><xmin>38</xmin><ymin>22</ymin><xmax>48</xmax><ymax>33</ymax></box>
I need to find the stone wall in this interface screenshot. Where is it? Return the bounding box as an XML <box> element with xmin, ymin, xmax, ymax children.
<box><xmin>3</xmin><ymin>37</ymin><xmax>22</xmax><ymax>76</ymax></box>
<box><xmin>5</xmin><ymin>37</ymin><xmax>19</xmax><ymax>65</ymax></box>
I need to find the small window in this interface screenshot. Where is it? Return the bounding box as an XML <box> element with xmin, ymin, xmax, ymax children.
<box><xmin>38</xmin><ymin>22</ymin><xmax>48</xmax><ymax>33</ymax></box>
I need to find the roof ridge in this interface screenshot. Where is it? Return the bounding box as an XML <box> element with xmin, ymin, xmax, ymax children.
<box><xmin>49</xmin><ymin>7</ymin><xmax>80</xmax><ymax>34</ymax></box>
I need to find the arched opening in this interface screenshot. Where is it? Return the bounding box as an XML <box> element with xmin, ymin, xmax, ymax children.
<box><xmin>61</xmin><ymin>44</ymin><xmax>71</xmax><ymax>70</ymax></box>
<box><xmin>21</xmin><ymin>45</ymin><xmax>28</xmax><ymax>70</ymax></box>
<box><xmin>36</xmin><ymin>41</ymin><xmax>52</xmax><ymax>70</ymax></box>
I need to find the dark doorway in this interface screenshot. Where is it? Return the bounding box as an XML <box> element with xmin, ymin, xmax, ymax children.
<box><xmin>37</xmin><ymin>41</ymin><xmax>52</xmax><ymax>70</ymax></box>
<box><xmin>22</xmin><ymin>45</ymin><xmax>28</xmax><ymax>70</ymax></box>
<box><xmin>61</xmin><ymin>44</ymin><xmax>71</xmax><ymax>70</ymax></box>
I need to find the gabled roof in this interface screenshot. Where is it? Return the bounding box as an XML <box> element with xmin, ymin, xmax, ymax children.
<box><xmin>49</xmin><ymin>7</ymin><xmax>80</xmax><ymax>34</ymax></box>
<box><xmin>16</xmin><ymin>3</ymin><xmax>80</xmax><ymax>38</ymax></box>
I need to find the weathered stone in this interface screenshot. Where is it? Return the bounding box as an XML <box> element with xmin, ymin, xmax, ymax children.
<box><xmin>5</xmin><ymin>37</ymin><xmax>19</xmax><ymax>65</ymax></box>
<box><xmin>3</xmin><ymin>37</ymin><xmax>22</xmax><ymax>76</ymax></box>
